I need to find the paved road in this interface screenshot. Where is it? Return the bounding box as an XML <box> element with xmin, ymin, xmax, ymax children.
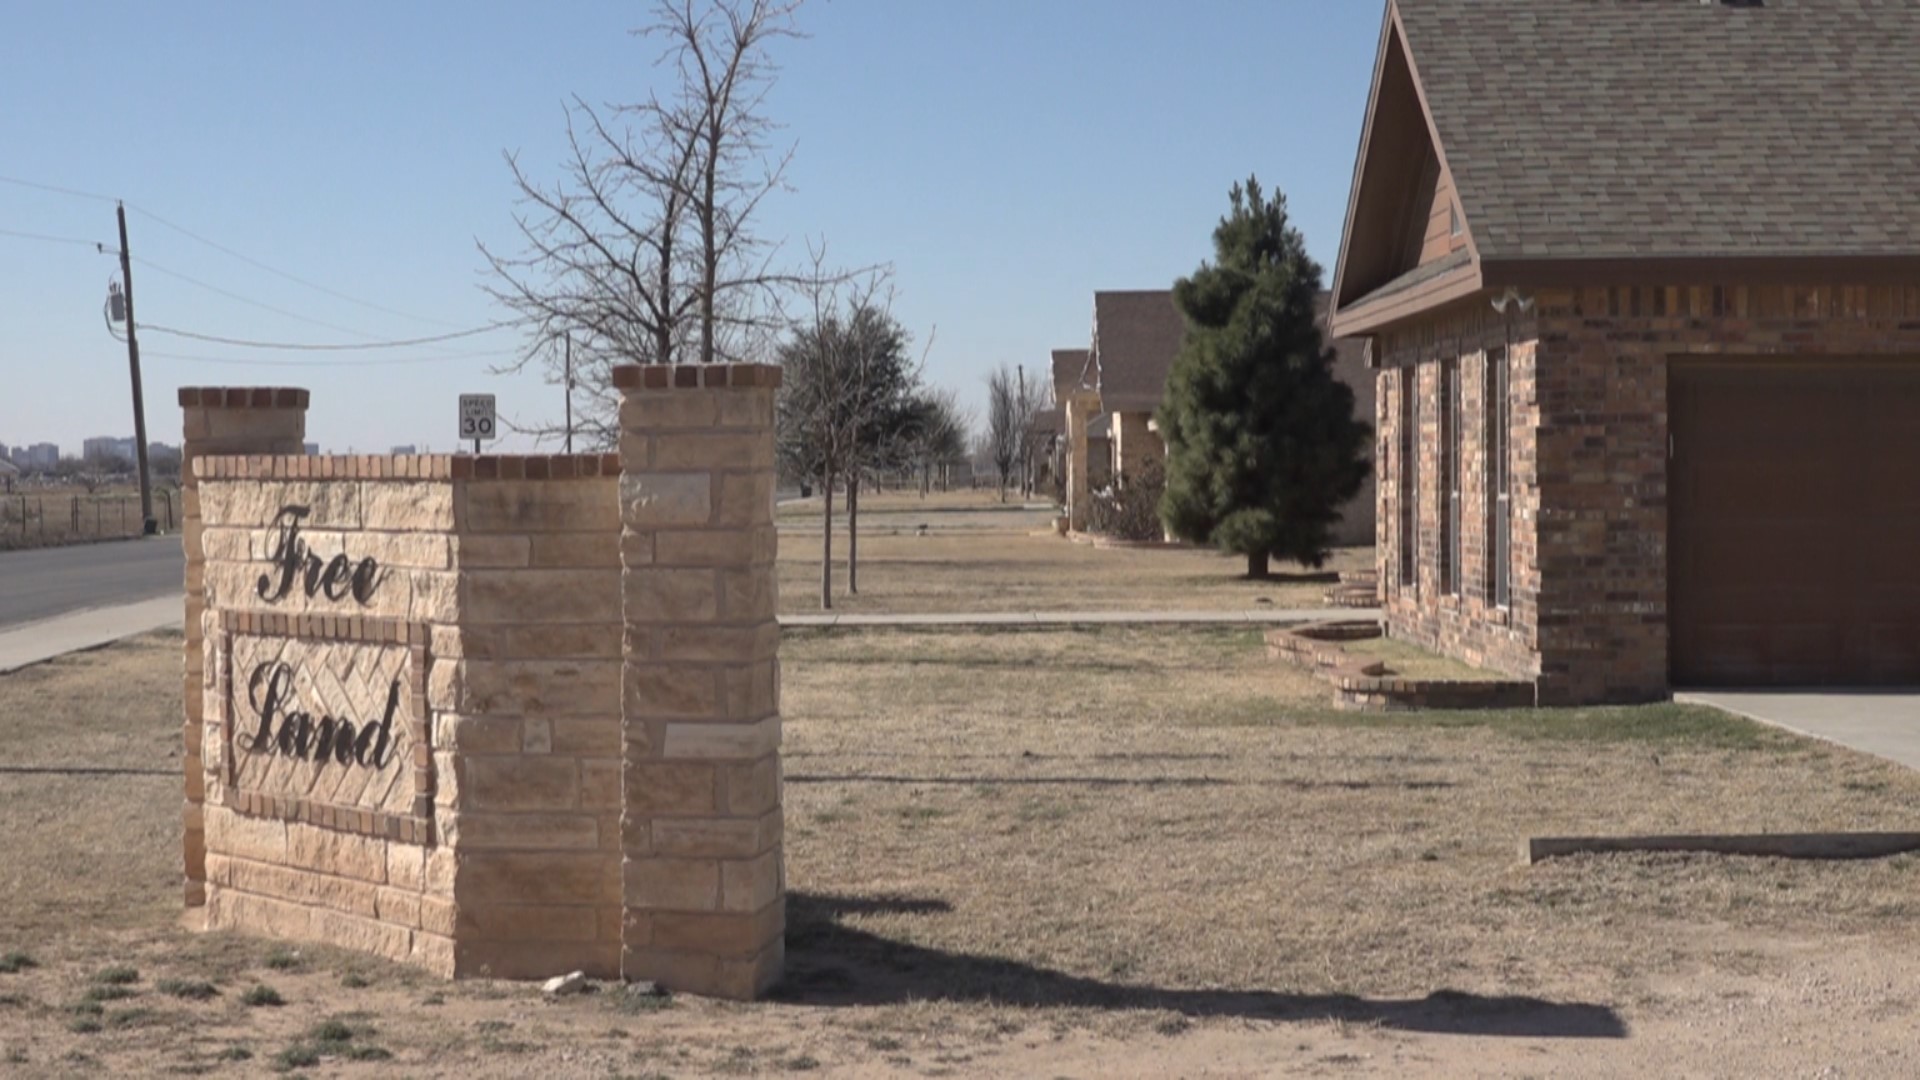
<box><xmin>0</xmin><ymin>537</ymin><xmax>183</xmax><ymax>630</ymax></box>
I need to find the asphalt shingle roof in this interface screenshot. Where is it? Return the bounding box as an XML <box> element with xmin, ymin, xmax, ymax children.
<box><xmin>1051</xmin><ymin>348</ymin><xmax>1093</xmax><ymax>402</ymax></box>
<box><xmin>1092</xmin><ymin>291</ymin><xmax>1186</xmax><ymax>414</ymax></box>
<box><xmin>1397</xmin><ymin>0</ymin><xmax>1920</xmax><ymax>260</ymax></box>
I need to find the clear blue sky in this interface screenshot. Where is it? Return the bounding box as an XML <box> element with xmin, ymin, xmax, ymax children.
<box><xmin>0</xmin><ymin>1</ymin><xmax>1382</xmax><ymax>456</ymax></box>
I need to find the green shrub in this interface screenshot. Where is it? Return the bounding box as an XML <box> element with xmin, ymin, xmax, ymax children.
<box><xmin>242</xmin><ymin>985</ymin><xmax>285</xmax><ymax>1008</ymax></box>
<box><xmin>272</xmin><ymin>1044</ymin><xmax>320</xmax><ymax>1071</ymax></box>
<box><xmin>157</xmin><ymin>978</ymin><xmax>218</xmax><ymax>1001</ymax></box>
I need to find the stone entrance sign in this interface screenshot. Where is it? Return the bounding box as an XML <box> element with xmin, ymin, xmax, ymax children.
<box><xmin>180</xmin><ymin>365</ymin><xmax>784</xmax><ymax>999</ymax></box>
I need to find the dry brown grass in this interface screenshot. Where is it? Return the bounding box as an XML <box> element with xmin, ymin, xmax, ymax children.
<box><xmin>776</xmin><ymin>488</ymin><xmax>1371</xmax><ymax>615</ymax></box>
<box><xmin>4</xmin><ymin>628</ymin><xmax>1920</xmax><ymax>1075</ymax></box>
<box><xmin>1342</xmin><ymin>635</ymin><xmax>1514</xmax><ymax>681</ymax></box>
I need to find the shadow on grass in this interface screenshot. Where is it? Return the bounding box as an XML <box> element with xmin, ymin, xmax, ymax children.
<box><xmin>1241</xmin><ymin>571</ymin><xmax>1342</xmax><ymax>585</ymax></box>
<box><xmin>1304</xmin><ymin>702</ymin><xmax>1790</xmax><ymax>751</ymax></box>
<box><xmin>776</xmin><ymin>892</ymin><xmax>1625</xmax><ymax>1039</ymax></box>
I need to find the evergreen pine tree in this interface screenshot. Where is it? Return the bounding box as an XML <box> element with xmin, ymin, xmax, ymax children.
<box><xmin>1157</xmin><ymin>177</ymin><xmax>1372</xmax><ymax>579</ymax></box>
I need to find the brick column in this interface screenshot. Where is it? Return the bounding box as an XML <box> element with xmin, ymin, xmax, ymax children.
<box><xmin>178</xmin><ymin>388</ymin><xmax>309</xmax><ymax>906</ymax></box>
<box><xmin>1064</xmin><ymin>391</ymin><xmax>1097</xmax><ymax>531</ymax></box>
<box><xmin>614</xmin><ymin>364</ymin><xmax>783</xmax><ymax>1000</ymax></box>
<box><xmin>1111</xmin><ymin>411</ymin><xmax>1163</xmax><ymax>486</ymax></box>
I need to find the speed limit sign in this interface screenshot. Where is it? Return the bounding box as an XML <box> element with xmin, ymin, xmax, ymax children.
<box><xmin>458</xmin><ymin>394</ymin><xmax>497</xmax><ymax>447</ymax></box>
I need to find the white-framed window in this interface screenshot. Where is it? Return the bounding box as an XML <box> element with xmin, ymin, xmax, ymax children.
<box><xmin>1398</xmin><ymin>367</ymin><xmax>1418</xmax><ymax>591</ymax></box>
<box><xmin>1486</xmin><ymin>347</ymin><xmax>1512</xmax><ymax>608</ymax></box>
<box><xmin>1442</xmin><ymin>356</ymin><xmax>1462</xmax><ymax>596</ymax></box>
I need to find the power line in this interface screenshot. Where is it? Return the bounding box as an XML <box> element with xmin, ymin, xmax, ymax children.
<box><xmin>141</xmin><ymin>345</ymin><xmax>523</xmax><ymax>368</ymax></box>
<box><xmin>137</xmin><ymin>319</ymin><xmax>526</xmax><ymax>351</ymax></box>
<box><xmin>3</xmin><ymin>172</ymin><xmax>477</xmax><ymax>331</ymax></box>
<box><xmin>0</xmin><ymin>226</ymin><xmax>102</xmax><ymax>248</ymax></box>
<box><xmin>131</xmin><ymin>255</ymin><xmax>382</xmax><ymax>340</ymax></box>
<box><xmin>0</xmin><ymin>174</ymin><xmax>117</xmax><ymax>203</ymax></box>
<box><xmin>128</xmin><ymin>204</ymin><xmax>462</xmax><ymax>327</ymax></box>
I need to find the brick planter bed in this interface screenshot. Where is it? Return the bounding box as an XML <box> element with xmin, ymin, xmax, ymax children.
<box><xmin>1321</xmin><ymin>569</ymin><xmax>1381</xmax><ymax>609</ymax></box>
<box><xmin>1264</xmin><ymin>621</ymin><xmax>1536</xmax><ymax>712</ymax></box>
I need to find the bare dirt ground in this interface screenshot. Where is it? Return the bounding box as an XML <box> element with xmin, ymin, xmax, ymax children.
<box><xmin>776</xmin><ymin>489</ymin><xmax>1372</xmax><ymax>615</ymax></box>
<box><xmin>5</xmin><ymin>628</ymin><xmax>1920</xmax><ymax>1075</ymax></box>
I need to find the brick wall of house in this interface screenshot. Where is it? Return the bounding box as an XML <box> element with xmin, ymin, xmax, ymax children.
<box><xmin>1376</xmin><ymin>305</ymin><xmax>1541</xmax><ymax>687</ymax></box>
<box><xmin>1110</xmin><ymin>411</ymin><xmax>1163</xmax><ymax>485</ymax></box>
<box><xmin>1377</xmin><ymin>283</ymin><xmax>1920</xmax><ymax>705</ymax></box>
<box><xmin>1330</xmin><ymin>335</ymin><xmax>1378</xmax><ymax>548</ymax></box>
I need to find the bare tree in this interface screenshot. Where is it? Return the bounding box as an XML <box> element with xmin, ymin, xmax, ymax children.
<box><xmin>484</xmin><ymin>0</ymin><xmax>801</xmax><ymax>447</ymax></box>
<box><xmin>776</xmin><ymin>269</ymin><xmax>918</xmax><ymax>609</ymax></box>
<box><xmin>899</xmin><ymin>386</ymin><xmax>972</xmax><ymax>494</ymax></box>
<box><xmin>984</xmin><ymin>364</ymin><xmax>1050</xmax><ymax>501</ymax></box>
<box><xmin>1016</xmin><ymin>368</ymin><xmax>1053</xmax><ymax>498</ymax></box>
<box><xmin>984</xmin><ymin>365</ymin><xmax>1020</xmax><ymax>501</ymax></box>
<box><xmin>651</xmin><ymin>0</ymin><xmax>802</xmax><ymax>364</ymax></box>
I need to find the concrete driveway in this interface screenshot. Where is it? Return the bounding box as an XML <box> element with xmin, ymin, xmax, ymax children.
<box><xmin>1677</xmin><ymin>690</ymin><xmax>1920</xmax><ymax>771</ymax></box>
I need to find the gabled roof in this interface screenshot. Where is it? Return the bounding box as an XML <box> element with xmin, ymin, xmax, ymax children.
<box><xmin>1091</xmin><ymin>291</ymin><xmax>1185</xmax><ymax>414</ymax></box>
<box><xmin>1333</xmin><ymin>0</ymin><xmax>1920</xmax><ymax>335</ymax></box>
<box><xmin>1051</xmin><ymin>348</ymin><xmax>1093</xmax><ymax>402</ymax></box>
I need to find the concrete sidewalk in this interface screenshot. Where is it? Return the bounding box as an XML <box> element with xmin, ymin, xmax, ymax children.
<box><xmin>0</xmin><ymin>596</ymin><xmax>181</xmax><ymax>674</ymax></box>
<box><xmin>1678</xmin><ymin>690</ymin><xmax>1920</xmax><ymax>772</ymax></box>
<box><xmin>0</xmin><ymin>598</ymin><xmax>1374</xmax><ymax>673</ymax></box>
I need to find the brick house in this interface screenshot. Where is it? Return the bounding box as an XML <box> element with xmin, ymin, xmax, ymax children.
<box><xmin>1061</xmin><ymin>291</ymin><xmax>1375</xmax><ymax>544</ymax></box>
<box><xmin>1329</xmin><ymin>0</ymin><xmax>1920</xmax><ymax>704</ymax></box>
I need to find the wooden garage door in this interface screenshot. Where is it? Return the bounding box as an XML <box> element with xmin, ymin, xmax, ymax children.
<box><xmin>1670</xmin><ymin>360</ymin><xmax>1920</xmax><ymax>687</ymax></box>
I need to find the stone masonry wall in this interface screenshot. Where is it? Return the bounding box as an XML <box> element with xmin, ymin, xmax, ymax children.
<box><xmin>615</xmin><ymin>363</ymin><xmax>785</xmax><ymax>1001</ymax></box>
<box><xmin>185</xmin><ymin>374</ymin><xmax>788</xmax><ymax>996</ymax></box>
<box><xmin>179</xmin><ymin>388</ymin><xmax>310</xmax><ymax>907</ymax></box>
<box><xmin>1378</xmin><ymin>283</ymin><xmax>1920</xmax><ymax>705</ymax></box>
<box><xmin>193</xmin><ymin>452</ymin><xmax>623</xmax><ymax>977</ymax></box>
<box><xmin>438</xmin><ymin>456</ymin><xmax>624</xmax><ymax>979</ymax></box>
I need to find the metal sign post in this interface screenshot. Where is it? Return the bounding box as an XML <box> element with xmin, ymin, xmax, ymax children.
<box><xmin>458</xmin><ymin>394</ymin><xmax>497</xmax><ymax>454</ymax></box>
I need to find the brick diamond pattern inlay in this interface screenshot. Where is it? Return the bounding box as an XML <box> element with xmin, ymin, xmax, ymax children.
<box><xmin>228</xmin><ymin>634</ymin><xmax>414</xmax><ymax>819</ymax></box>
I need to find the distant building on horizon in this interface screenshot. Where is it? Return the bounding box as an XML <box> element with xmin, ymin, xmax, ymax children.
<box><xmin>303</xmin><ymin>442</ymin><xmax>320</xmax><ymax>455</ymax></box>
<box><xmin>82</xmin><ymin>435</ymin><xmax>139</xmax><ymax>464</ymax></box>
<box><xmin>24</xmin><ymin>443</ymin><xmax>59</xmax><ymax>469</ymax></box>
<box><xmin>390</xmin><ymin>444</ymin><xmax>418</xmax><ymax>456</ymax></box>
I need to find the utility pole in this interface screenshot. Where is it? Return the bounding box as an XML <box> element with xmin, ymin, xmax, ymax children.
<box><xmin>1017</xmin><ymin>364</ymin><xmax>1029</xmax><ymax>497</ymax></box>
<box><xmin>115</xmin><ymin>202</ymin><xmax>157</xmax><ymax>536</ymax></box>
<box><xmin>564</xmin><ymin>332</ymin><xmax>574</xmax><ymax>454</ymax></box>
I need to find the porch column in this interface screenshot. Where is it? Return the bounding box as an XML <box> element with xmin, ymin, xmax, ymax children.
<box><xmin>1064</xmin><ymin>391</ymin><xmax>1097</xmax><ymax>531</ymax></box>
